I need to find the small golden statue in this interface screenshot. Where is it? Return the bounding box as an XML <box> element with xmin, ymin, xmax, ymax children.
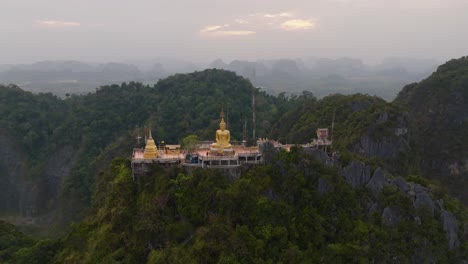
<box><xmin>211</xmin><ymin>110</ymin><xmax>232</xmax><ymax>153</ymax></box>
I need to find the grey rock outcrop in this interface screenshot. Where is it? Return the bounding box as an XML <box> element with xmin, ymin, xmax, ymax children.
<box><xmin>412</xmin><ymin>184</ymin><xmax>435</xmax><ymax>214</ymax></box>
<box><xmin>343</xmin><ymin>161</ymin><xmax>371</xmax><ymax>187</ymax></box>
<box><xmin>440</xmin><ymin>209</ymin><xmax>460</xmax><ymax>250</ymax></box>
<box><xmin>316</xmin><ymin>126</ymin><xmax>462</xmax><ymax>253</ymax></box>
<box><xmin>376</xmin><ymin>111</ymin><xmax>389</xmax><ymax>124</ymax></box>
<box><xmin>305</xmin><ymin>148</ymin><xmax>332</xmax><ymax>165</ymax></box>
<box><xmin>392</xmin><ymin>176</ymin><xmax>410</xmax><ymax>193</ymax></box>
<box><xmin>366</xmin><ymin>167</ymin><xmax>388</xmax><ymax>194</ymax></box>
<box><xmin>352</xmin><ymin>135</ymin><xmax>404</xmax><ymax>160</ymax></box>
<box><xmin>382</xmin><ymin>207</ymin><xmax>401</xmax><ymax>226</ymax></box>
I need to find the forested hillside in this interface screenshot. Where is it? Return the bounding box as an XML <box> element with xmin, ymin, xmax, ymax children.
<box><xmin>2</xmin><ymin>148</ymin><xmax>466</xmax><ymax>263</ymax></box>
<box><xmin>395</xmin><ymin>56</ymin><xmax>468</xmax><ymax>204</ymax></box>
<box><xmin>271</xmin><ymin>57</ymin><xmax>468</xmax><ymax>204</ymax></box>
<box><xmin>0</xmin><ymin>59</ymin><xmax>467</xmax><ymax>263</ymax></box>
<box><xmin>0</xmin><ymin>69</ymin><xmax>289</xmax><ymax>231</ymax></box>
<box><xmin>272</xmin><ymin>93</ymin><xmax>411</xmax><ymax>176</ymax></box>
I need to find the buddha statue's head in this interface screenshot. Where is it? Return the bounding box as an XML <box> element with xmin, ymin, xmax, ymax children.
<box><xmin>219</xmin><ymin>118</ymin><xmax>226</xmax><ymax>131</ymax></box>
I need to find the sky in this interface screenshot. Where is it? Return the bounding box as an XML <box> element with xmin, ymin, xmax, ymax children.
<box><xmin>1</xmin><ymin>0</ymin><xmax>467</xmax><ymax>64</ymax></box>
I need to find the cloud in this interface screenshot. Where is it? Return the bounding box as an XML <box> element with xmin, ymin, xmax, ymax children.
<box><xmin>235</xmin><ymin>19</ymin><xmax>250</xmax><ymax>24</ymax></box>
<box><xmin>264</xmin><ymin>12</ymin><xmax>293</xmax><ymax>18</ymax></box>
<box><xmin>211</xmin><ymin>30</ymin><xmax>256</xmax><ymax>36</ymax></box>
<box><xmin>200</xmin><ymin>11</ymin><xmax>316</xmax><ymax>36</ymax></box>
<box><xmin>37</xmin><ymin>20</ymin><xmax>80</xmax><ymax>27</ymax></box>
<box><xmin>280</xmin><ymin>19</ymin><xmax>315</xmax><ymax>31</ymax></box>
<box><xmin>200</xmin><ymin>24</ymin><xmax>230</xmax><ymax>33</ymax></box>
<box><xmin>200</xmin><ymin>24</ymin><xmax>254</xmax><ymax>37</ymax></box>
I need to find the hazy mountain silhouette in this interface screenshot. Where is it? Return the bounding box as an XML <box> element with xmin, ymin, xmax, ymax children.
<box><xmin>0</xmin><ymin>57</ymin><xmax>439</xmax><ymax>99</ymax></box>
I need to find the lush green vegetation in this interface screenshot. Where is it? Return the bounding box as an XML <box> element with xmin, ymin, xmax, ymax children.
<box><xmin>395</xmin><ymin>56</ymin><xmax>468</xmax><ymax>204</ymax></box>
<box><xmin>0</xmin><ymin>69</ymin><xmax>293</xmax><ymax>228</ymax></box>
<box><xmin>0</xmin><ymin>60</ymin><xmax>467</xmax><ymax>262</ymax></box>
<box><xmin>272</xmin><ymin>93</ymin><xmax>386</xmax><ymax>144</ymax></box>
<box><xmin>1</xmin><ymin>149</ymin><xmax>460</xmax><ymax>263</ymax></box>
<box><xmin>0</xmin><ymin>221</ymin><xmax>61</xmax><ymax>264</ymax></box>
<box><xmin>271</xmin><ymin>93</ymin><xmax>409</xmax><ymax>172</ymax></box>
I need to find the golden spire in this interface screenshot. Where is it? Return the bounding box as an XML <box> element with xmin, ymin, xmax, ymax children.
<box><xmin>144</xmin><ymin>128</ymin><xmax>158</xmax><ymax>159</ymax></box>
<box><xmin>220</xmin><ymin>109</ymin><xmax>226</xmax><ymax>126</ymax></box>
<box><xmin>148</xmin><ymin>128</ymin><xmax>153</xmax><ymax>139</ymax></box>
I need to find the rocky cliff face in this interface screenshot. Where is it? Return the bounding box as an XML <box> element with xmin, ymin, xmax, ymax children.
<box><xmin>296</xmin><ymin>144</ymin><xmax>468</xmax><ymax>255</ymax></box>
<box><xmin>34</xmin><ymin>145</ymin><xmax>78</xmax><ymax>216</ymax></box>
<box><xmin>0</xmin><ymin>131</ymin><xmax>78</xmax><ymax>227</ymax></box>
<box><xmin>350</xmin><ymin>109</ymin><xmax>411</xmax><ymax>175</ymax></box>
<box><xmin>0</xmin><ymin>132</ymin><xmax>27</xmax><ymax>214</ymax></box>
<box><xmin>395</xmin><ymin>56</ymin><xmax>468</xmax><ymax>204</ymax></box>
<box><xmin>341</xmin><ymin>160</ymin><xmax>461</xmax><ymax>251</ymax></box>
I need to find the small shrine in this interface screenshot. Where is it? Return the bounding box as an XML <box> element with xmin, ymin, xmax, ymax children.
<box><xmin>312</xmin><ymin>128</ymin><xmax>332</xmax><ymax>147</ymax></box>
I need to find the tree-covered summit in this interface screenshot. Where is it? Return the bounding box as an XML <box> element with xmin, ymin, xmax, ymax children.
<box><xmin>0</xmin><ymin>69</ymin><xmax>290</xmax><ymax>230</ymax></box>
<box><xmin>395</xmin><ymin>56</ymin><xmax>468</xmax><ymax>204</ymax></box>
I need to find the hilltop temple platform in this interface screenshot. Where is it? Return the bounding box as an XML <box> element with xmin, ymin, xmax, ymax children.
<box><xmin>131</xmin><ymin>143</ymin><xmax>262</xmax><ymax>178</ymax></box>
<box><xmin>131</xmin><ymin>110</ymin><xmax>263</xmax><ymax>177</ymax></box>
<box><xmin>181</xmin><ymin>144</ymin><xmax>262</xmax><ymax>168</ymax></box>
<box><xmin>131</xmin><ymin>110</ymin><xmax>332</xmax><ymax>178</ymax></box>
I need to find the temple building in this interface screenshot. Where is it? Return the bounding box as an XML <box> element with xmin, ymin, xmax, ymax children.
<box><xmin>131</xmin><ymin>110</ymin><xmax>262</xmax><ymax>178</ymax></box>
<box><xmin>131</xmin><ymin>110</ymin><xmax>335</xmax><ymax>178</ymax></box>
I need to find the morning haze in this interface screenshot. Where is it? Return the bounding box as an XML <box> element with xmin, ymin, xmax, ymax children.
<box><xmin>1</xmin><ymin>0</ymin><xmax>467</xmax><ymax>64</ymax></box>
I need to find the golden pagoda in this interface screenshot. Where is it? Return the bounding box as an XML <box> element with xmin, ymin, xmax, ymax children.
<box><xmin>144</xmin><ymin>128</ymin><xmax>158</xmax><ymax>159</ymax></box>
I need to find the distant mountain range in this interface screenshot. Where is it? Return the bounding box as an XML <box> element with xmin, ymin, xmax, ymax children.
<box><xmin>0</xmin><ymin>57</ymin><xmax>440</xmax><ymax>100</ymax></box>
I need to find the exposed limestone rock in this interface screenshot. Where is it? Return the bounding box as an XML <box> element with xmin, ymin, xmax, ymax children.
<box><xmin>352</xmin><ymin>135</ymin><xmax>403</xmax><ymax>160</ymax></box>
<box><xmin>394</xmin><ymin>128</ymin><xmax>408</xmax><ymax>136</ymax></box>
<box><xmin>343</xmin><ymin>161</ymin><xmax>371</xmax><ymax>187</ymax></box>
<box><xmin>366</xmin><ymin>167</ymin><xmax>388</xmax><ymax>194</ymax></box>
<box><xmin>382</xmin><ymin>207</ymin><xmax>401</xmax><ymax>226</ymax></box>
<box><xmin>392</xmin><ymin>176</ymin><xmax>410</xmax><ymax>193</ymax></box>
<box><xmin>448</xmin><ymin>159</ymin><xmax>468</xmax><ymax>176</ymax></box>
<box><xmin>305</xmin><ymin>148</ymin><xmax>332</xmax><ymax>165</ymax></box>
<box><xmin>435</xmin><ymin>199</ymin><xmax>444</xmax><ymax>213</ymax></box>
<box><xmin>440</xmin><ymin>209</ymin><xmax>460</xmax><ymax>250</ymax></box>
<box><xmin>412</xmin><ymin>184</ymin><xmax>435</xmax><ymax>214</ymax></box>
<box><xmin>376</xmin><ymin>111</ymin><xmax>388</xmax><ymax>124</ymax></box>
<box><xmin>310</xmin><ymin>144</ymin><xmax>463</xmax><ymax>252</ymax></box>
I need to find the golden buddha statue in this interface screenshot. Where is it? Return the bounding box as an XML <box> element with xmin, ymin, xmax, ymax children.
<box><xmin>144</xmin><ymin>128</ymin><xmax>158</xmax><ymax>159</ymax></box>
<box><xmin>211</xmin><ymin>111</ymin><xmax>232</xmax><ymax>152</ymax></box>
